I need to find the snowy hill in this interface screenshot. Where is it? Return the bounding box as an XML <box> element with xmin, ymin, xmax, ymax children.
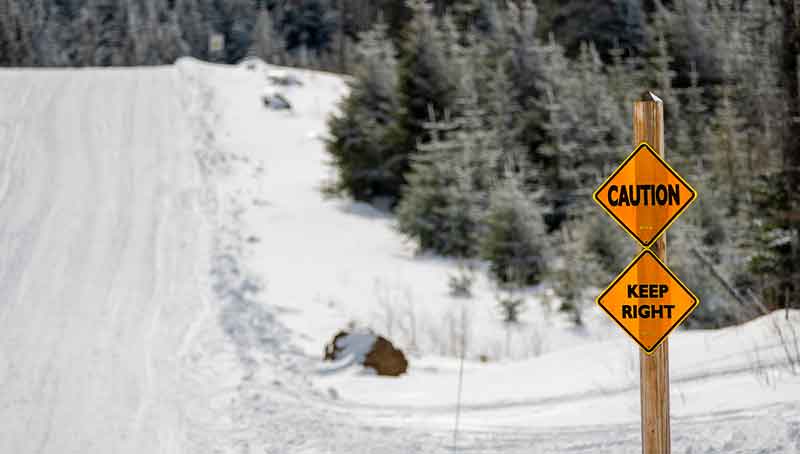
<box><xmin>1</xmin><ymin>59</ymin><xmax>799</xmax><ymax>453</ymax></box>
<box><xmin>0</xmin><ymin>66</ymin><xmax>212</xmax><ymax>453</ymax></box>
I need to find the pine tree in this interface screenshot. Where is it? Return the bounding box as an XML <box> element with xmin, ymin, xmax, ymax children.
<box><xmin>533</xmin><ymin>37</ymin><xmax>578</xmax><ymax>230</ymax></box>
<box><xmin>551</xmin><ymin>227</ymin><xmax>595</xmax><ymax>326</ymax></box>
<box><xmin>390</xmin><ymin>0</ymin><xmax>458</xmax><ymax>202</ymax></box>
<box><xmin>326</xmin><ymin>20</ymin><xmax>400</xmax><ymax>202</ymax></box>
<box><xmin>124</xmin><ymin>0</ymin><xmax>188</xmax><ymax>66</ymax></box>
<box><xmin>127</xmin><ymin>1</ymin><xmax>152</xmax><ymax>65</ymax></box>
<box><xmin>472</xmin><ymin>0</ymin><xmax>503</xmax><ymax>37</ymax></box>
<box><xmin>573</xmin><ymin>42</ymin><xmax>625</xmax><ymax>189</ymax></box>
<box><xmin>35</xmin><ymin>1</ymin><xmax>78</xmax><ymax>66</ymax></box>
<box><xmin>505</xmin><ymin>0</ymin><xmax>549</xmax><ymax>159</ymax></box>
<box><xmin>748</xmin><ymin>0</ymin><xmax>800</xmax><ymax>313</ymax></box>
<box><xmin>76</xmin><ymin>2</ymin><xmax>100</xmax><ymax>65</ymax></box>
<box><xmin>680</xmin><ymin>61</ymin><xmax>711</xmax><ymax>173</ymax></box>
<box><xmin>647</xmin><ymin>3</ymin><xmax>686</xmax><ymax>169</ymax></box>
<box><xmin>91</xmin><ymin>0</ymin><xmax>133</xmax><ymax>66</ymax></box>
<box><xmin>479</xmin><ymin>173</ymin><xmax>547</xmax><ymax>286</ymax></box>
<box><xmin>280</xmin><ymin>0</ymin><xmax>339</xmax><ymax>57</ymax></box>
<box><xmin>484</xmin><ymin>54</ymin><xmax>526</xmax><ymax>173</ymax></box>
<box><xmin>221</xmin><ymin>0</ymin><xmax>258</xmax><ymax>63</ymax></box>
<box><xmin>155</xmin><ymin>9</ymin><xmax>190</xmax><ymax>63</ymax></box>
<box><xmin>709</xmin><ymin>59</ymin><xmax>746</xmax><ymax>218</ymax></box>
<box><xmin>606</xmin><ymin>41</ymin><xmax>643</xmax><ymax>149</ymax></box>
<box><xmin>507</xmin><ymin>0</ymin><xmax>539</xmax><ymax>87</ymax></box>
<box><xmin>534</xmin><ymin>38</ymin><xmax>623</xmax><ymax>230</ymax></box>
<box><xmin>397</xmin><ymin>72</ymin><xmax>500</xmax><ymax>257</ymax></box>
<box><xmin>395</xmin><ymin>110</ymin><xmax>478</xmax><ymax>257</ymax></box>
<box><xmin>0</xmin><ymin>0</ymin><xmax>10</xmax><ymax>64</ymax></box>
<box><xmin>252</xmin><ymin>7</ymin><xmax>285</xmax><ymax>63</ymax></box>
<box><xmin>581</xmin><ymin>215</ymin><xmax>635</xmax><ymax>283</ymax></box>
<box><xmin>175</xmin><ymin>0</ymin><xmax>210</xmax><ymax>60</ymax></box>
<box><xmin>0</xmin><ymin>0</ymin><xmax>37</xmax><ymax>65</ymax></box>
<box><xmin>735</xmin><ymin>3</ymin><xmax>783</xmax><ymax>180</ymax></box>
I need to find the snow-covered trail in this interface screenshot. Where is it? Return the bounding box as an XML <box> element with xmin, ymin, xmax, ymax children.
<box><xmin>0</xmin><ymin>67</ymin><xmax>211</xmax><ymax>453</ymax></box>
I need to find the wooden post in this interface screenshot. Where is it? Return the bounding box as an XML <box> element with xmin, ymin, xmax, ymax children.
<box><xmin>634</xmin><ymin>92</ymin><xmax>670</xmax><ymax>454</ymax></box>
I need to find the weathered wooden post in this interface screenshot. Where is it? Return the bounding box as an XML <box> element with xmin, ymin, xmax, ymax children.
<box><xmin>595</xmin><ymin>90</ymin><xmax>697</xmax><ymax>453</ymax></box>
<box><xmin>634</xmin><ymin>92</ymin><xmax>670</xmax><ymax>454</ymax></box>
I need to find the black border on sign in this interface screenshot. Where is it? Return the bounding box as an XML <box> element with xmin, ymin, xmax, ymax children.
<box><xmin>595</xmin><ymin>249</ymin><xmax>700</xmax><ymax>354</ymax></box>
<box><xmin>593</xmin><ymin>142</ymin><xmax>697</xmax><ymax>248</ymax></box>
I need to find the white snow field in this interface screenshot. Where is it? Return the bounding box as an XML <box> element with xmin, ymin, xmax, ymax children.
<box><xmin>1</xmin><ymin>59</ymin><xmax>799</xmax><ymax>453</ymax></box>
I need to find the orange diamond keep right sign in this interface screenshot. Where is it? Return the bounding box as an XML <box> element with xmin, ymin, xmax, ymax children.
<box><xmin>593</xmin><ymin>142</ymin><xmax>697</xmax><ymax>247</ymax></box>
<box><xmin>597</xmin><ymin>249</ymin><xmax>699</xmax><ymax>353</ymax></box>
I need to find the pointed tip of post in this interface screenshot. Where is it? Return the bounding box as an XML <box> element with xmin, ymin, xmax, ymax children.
<box><xmin>639</xmin><ymin>91</ymin><xmax>663</xmax><ymax>103</ymax></box>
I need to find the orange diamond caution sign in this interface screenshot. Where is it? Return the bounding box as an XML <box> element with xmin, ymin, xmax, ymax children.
<box><xmin>597</xmin><ymin>249</ymin><xmax>699</xmax><ymax>353</ymax></box>
<box><xmin>593</xmin><ymin>142</ymin><xmax>696</xmax><ymax>247</ymax></box>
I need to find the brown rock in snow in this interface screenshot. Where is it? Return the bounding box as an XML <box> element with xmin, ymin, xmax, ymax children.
<box><xmin>323</xmin><ymin>330</ymin><xmax>408</xmax><ymax>376</ymax></box>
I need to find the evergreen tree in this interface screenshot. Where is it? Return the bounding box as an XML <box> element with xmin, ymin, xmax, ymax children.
<box><xmin>389</xmin><ymin>0</ymin><xmax>458</xmax><ymax>202</ymax></box>
<box><xmin>91</xmin><ymin>0</ymin><xmax>133</xmax><ymax>66</ymax></box>
<box><xmin>219</xmin><ymin>0</ymin><xmax>258</xmax><ymax>62</ymax></box>
<box><xmin>709</xmin><ymin>82</ymin><xmax>746</xmax><ymax>217</ymax></box>
<box><xmin>535</xmin><ymin>39</ymin><xmax>622</xmax><ymax>230</ymax></box>
<box><xmin>280</xmin><ymin>0</ymin><xmax>338</xmax><ymax>56</ymax></box>
<box><xmin>484</xmin><ymin>54</ymin><xmax>527</xmax><ymax>173</ymax></box>
<box><xmin>654</xmin><ymin>0</ymin><xmax>716</xmax><ymax>82</ymax></box>
<box><xmin>505</xmin><ymin>0</ymin><xmax>550</xmax><ymax>161</ymax></box>
<box><xmin>580</xmin><ymin>215</ymin><xmax>635</xmax><ymax>283</ymax></box>
<box><xmin>34</xmin><ymin>1</ymin><xmax>77</xmax><ymax>66</ymax></box>
<box><xmin>1</xmin><ymin>0</ymin><xmax>38</xmax><ymax>65</ymax></box>
<box><xmin>535</xmin><ymin>0</ymin><xmax>645</xmax><ymax>58</ymax></box>
<box><xmin>397</xmin><ymin>75</ymin><xmax>499</xmax><ymax>257</ymax></box>
<box><xmin>749</xmin><ymin>0</ymin><xmax>800</xmax><ymax>313</ymax></box>
<box><xmin>395</xmin><ymin>111</ymin><xmax>479</xmax><ymax>257</ymax></box>
<box><xmin>550</xmin><ymin>226</ymin><xmax>598</xmax><ymax>326</ymax></box>
<box><xmin>573</xmin><ymin>42</ymin><xmax>625</xmax><ymax>188</ymax></box>
<box><xmin>479</xmin><ymin>174</ymin><xmax>548</xmax><ymax>286</ymax></box>
<box><xmin>647</xmin><ymin>6</ymin><xmax>680</xmax><ymax>140</ymax></box>
<box><xmin>175</xmin><ymin>0</ymin><xmax>211</xmax><ymax>60</ymax></box>
<box><xmin>155</xmin><ymin>10</ymin><xmax>190</xmax><ymax>63</ymax></box>
<box><xmin>606</xmin><ymin>41</ymin><xmax>644</xmax><ymax>148</ymax></box>
<box><xmin>252</xmin><ymin>7</ymin><xmax>285</xmax><ymax>63</ymax></box>
<box><xmin>679</xmin><ymin>61</ymin><xmax>711</xmax><ymax>173</ymax></box>
<box><xmin>506</xmin><ymin>0</ymin><xmax>540</xmax><ymax>99</ymax></box>
<box><xmin>533</xmin><ymin>37</ymin><xmax>578</xmax><ymax>230</ymax></box>
<box><xmin>326</xmin><ymin>20</ymin><xmax>400</xmax><ymax>202</ymax></box>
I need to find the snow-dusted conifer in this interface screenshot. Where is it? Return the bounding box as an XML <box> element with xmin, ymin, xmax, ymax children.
<box><xmin>606</xmin><ymin>42</ymin><xmax>639</xmax><ymax>148</ymax></box>
<box><xmin>681</xmin><ymin>61</ymin><xmax>710</xmax><ymax>172</ymax></box>
<box><xmin>89</xmin><ymin>0</ymin><xmax>133</xmax><ymax>66</ymax></box>
<box><xmin>251</xmin><ymin>8</ymin><xmax>284</xmax><ymax>64</ymax></box>
<box><xmin>396</xmin><ymin>108</ymin><xmax>477</xmax><ymax>257</ymax></box>
<box><xmin>155</xmin><ymin>10</ymin><xmax>190</xmax><ymax>63</ymax></box>
<box><xmin>710</xmin><ymin>63</ymin><xmax>746</xmax><ymax>217</ymax></box>
<box><xmin>574</xmin><ymin>43</ymin><xmax>624</xmax><ymax>186</ymax></box>
<box><xmin>326</xmin><ymin>20</ymin><xmax>400</xmax><ymax>202</ymax></box>
<box><xmin>393</xmin><ymin>0</ymin><xmax>457</xmax><ymax>176</ymax></box>
<box><xmin>484</xmin><ymin>54</ymin><xmax>527</xmax><ymax>173</ymax></box>
<box><xmin>479</xmin><ymin>173</ymin><xmax>547</xmax><ymax>286</ymax></box>
<box><xmin>397</xmin><ymin>71</ymin><xmax>500</xmax><ymax>257</ymax></box>
<box><xmin>505</xmin><ymin>0</ymin><xmax>545</xmax><ymax>134</ymax></box>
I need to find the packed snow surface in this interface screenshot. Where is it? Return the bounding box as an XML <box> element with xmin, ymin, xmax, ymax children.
<box><xmin>0</xmin><ymin>59</ymin><xmax>798</xmax><ymax>453</ymax></box>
